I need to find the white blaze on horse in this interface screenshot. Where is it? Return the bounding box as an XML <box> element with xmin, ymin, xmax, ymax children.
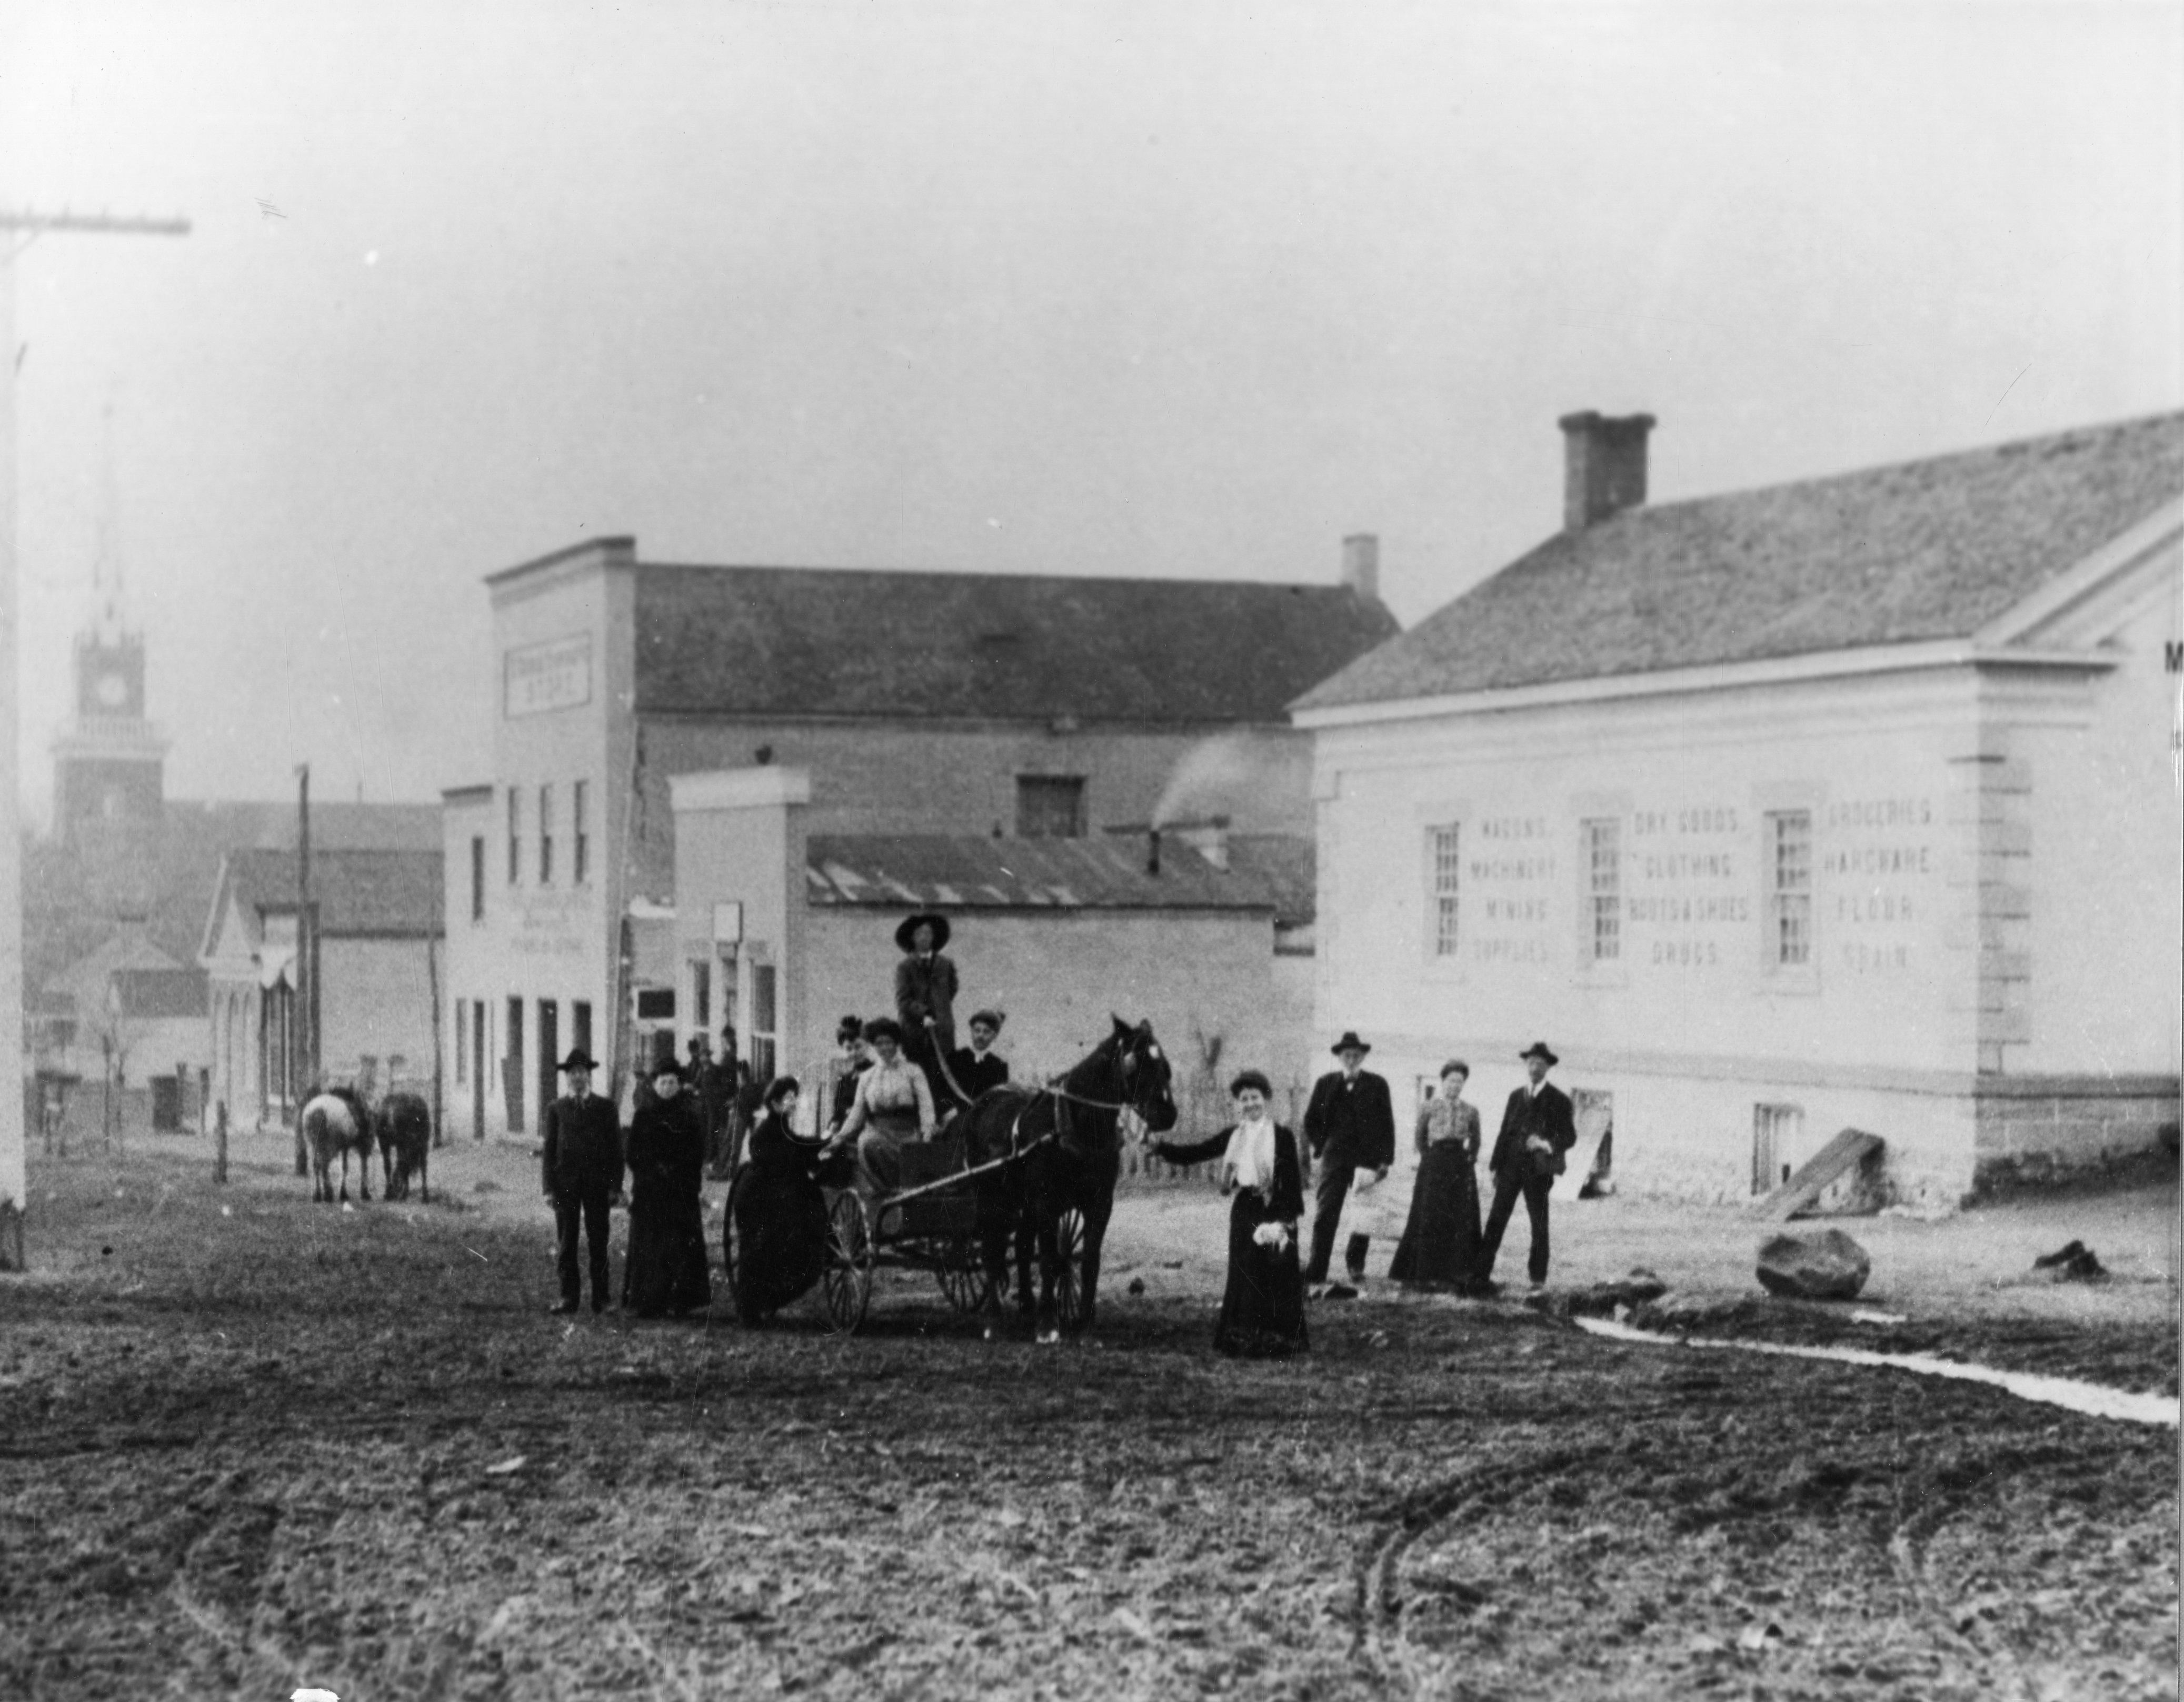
<box><xmin>302</xmin><ymin>1086</ymin><xmax>375</xmax><ymax>1205</ymax></box>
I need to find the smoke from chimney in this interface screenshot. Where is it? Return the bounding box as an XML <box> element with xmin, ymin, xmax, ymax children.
<box><xmin>1342</xmin><ymin>533</ymin><xmax>1379</xmax><ymax>602</ymax></box>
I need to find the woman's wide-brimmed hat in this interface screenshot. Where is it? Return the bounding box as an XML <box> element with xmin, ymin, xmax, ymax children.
<box><xmin>895</xmin><ymin>912</ymin><xmax>952</xmax><ymax>953</ymax></box>
<box><xmin>862</xmin><ymin>1016</ymin><xmax>906</xmax><ymax>1045</ymax></box>
<box><xmin>1519</xmin><ymin>1041</ymin><xmax>1560</xmax><ymax>1067</ymax></box>
<box><xmin>1331</xmin><ymin>1031</ymin><xmax>1372</xmax><ymax>1057</ymax></box>
<box><xmin>1229</xmin><ymin>1068</ymin><xmax>1273</xmax><ymax>1099</ymax></box>
<box><xmin>557</xmin><ymin>1048</ymin><xmax>600</xmax><ymax>1073</ymax></box>
<box><xmin>967</xmin><ymin>1008</ymin><xmax>1005</xmax><ymax>1032</ymax></box>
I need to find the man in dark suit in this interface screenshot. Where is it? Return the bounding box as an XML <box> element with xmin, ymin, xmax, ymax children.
<box><xmin>541</xmin><ymin>1048</ymin><xmax>624</xmax><ymax>1315</ymax></box>
<box><xmin>946</xmin><ymin>1008</ymin><xmax>1011</xmax><ymax>1108</ymax></box>
<box><xmin>1478</xmin><ymin>1041</ymin><xmax>1579</xmax><ymax>1293</ymax></box>
<box><xmin>1301</xmin><ymin>1031</ymin><xmax>1396</xmax><ymax>1289</ymax></box>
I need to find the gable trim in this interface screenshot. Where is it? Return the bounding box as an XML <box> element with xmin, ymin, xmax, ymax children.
<box><xmin>1974</xmin><ymin>498</ymin><xmax>2184</xmax><ymax>649</ymax></box>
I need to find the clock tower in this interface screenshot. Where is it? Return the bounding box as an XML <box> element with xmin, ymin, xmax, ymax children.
<box><xmin>51</xmin><ymin>614</ymin><xmax>167</xmax><ymax>846</ymax></box>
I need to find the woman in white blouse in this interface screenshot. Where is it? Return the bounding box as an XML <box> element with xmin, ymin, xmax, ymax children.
<box><xmin>831</xmin><ymin>1017</ymin><xmax>936</xmax><ymax>1199</ymax></box>
<box><xmin>1148</xmin><ymin>1070</ymin><xmax>1309</xmax><ymax>1358</ymax></box>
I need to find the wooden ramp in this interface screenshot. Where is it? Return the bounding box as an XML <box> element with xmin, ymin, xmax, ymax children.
<box><xmin>1747</xmin><ymin>1128</ymin><xmax>1884</xmax><ymax>1221</ymax></box>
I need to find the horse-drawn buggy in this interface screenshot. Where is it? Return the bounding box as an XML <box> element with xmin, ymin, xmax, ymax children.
<box><xmin>721</xmin><ymin>1017</ymin><xmax>1175</xmax><ymax>1338</ymax></box>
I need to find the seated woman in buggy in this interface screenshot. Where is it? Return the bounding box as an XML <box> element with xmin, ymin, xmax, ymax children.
<box><xmin>835</xmin><ymin>1016</ymin><xmax>939</xmax><ymax>1198</ymax></box>
<box><xmin>729</xmin><ymin>1075</ymin><xmax>856</xmax><ymax>1323</ymax></box>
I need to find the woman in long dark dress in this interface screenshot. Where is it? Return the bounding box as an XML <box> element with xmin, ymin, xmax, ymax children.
<box><xmin>730</xmin><ymin>1076</ymin><xmax>850</xmax><ymax>1325</ymax></box>
<box><xmin>623</xmin><ymin>1059</ymin><xmax>713</xmax><ymax>1318</ymax></box>
<box><xmin>1388</xmin><ymin>1060</ymin><xmax>1483</xmax><ymax>1290</ymax></box>
<box><xmin>1150</xmin><ymin>1070</ymin><xmax>1308</xmax><ymax>1358</ymax></box>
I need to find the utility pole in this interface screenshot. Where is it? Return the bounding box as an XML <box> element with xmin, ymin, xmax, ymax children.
<box><xmin>0</xmin><ymin>207</ymin><xmax>189</xmax><ymax>1267</ymax></box>
<box><xmin>295</xmin><ymin>762</ymin><xmax>313</xmax><ymax>1172</ymax></box>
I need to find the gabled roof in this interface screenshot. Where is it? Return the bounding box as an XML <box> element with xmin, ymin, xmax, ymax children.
<box><xmin>112</xmin><ymin>967</ymin><xmax>208</xmax><ymax>1020</ymax></box>
<box><xmin>805</xmin><ymin>834</ymin><xmax>1284</xmax><ymax>913</ymax></box>
<box><xmin>634</xmin><ymin>563</ymin><xmax>1397</xmax><ymax>723</ymax></box>
<box><xmin>1296</xmin><ymin>411</ymin><xmax>2184</xmax><ymax>712</ymax></box>
<box><xmin>213</xmin><ymin>849</ymin><xmax>444</xmax><ymax>939</ymax></box>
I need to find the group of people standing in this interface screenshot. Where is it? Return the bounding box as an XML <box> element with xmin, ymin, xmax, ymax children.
<box><xmin>1145</xmin><ymin>1031</ymin><xmax>1578</xmax><ymax>1359</ymax></box>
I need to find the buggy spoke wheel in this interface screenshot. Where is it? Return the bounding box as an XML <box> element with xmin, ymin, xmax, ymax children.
<box><xmin>1053</xmin><ymin>1208</ymin><xmax>1088</xmax><ymax>1328</ymax></box>
<box><xmin>935</xmin><ymin>1239</ymin><xmax>993</xmax><ymax>1313</ymax></box>
<box><xmin>721</xmin><ymin>1167</ymin><xmax>750</xmax><ymax>1313</ymax></box>
<box><xmin>821</xmin><ymin>1191</ymin><xmax>873</xmax><ymax>1335</ymax></box>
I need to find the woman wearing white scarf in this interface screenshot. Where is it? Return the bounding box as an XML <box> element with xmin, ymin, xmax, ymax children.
<box><xmin>1149</xmin><ymin>1069</ymin><xmax>1309</xmax><ymax>1358</ymax></box>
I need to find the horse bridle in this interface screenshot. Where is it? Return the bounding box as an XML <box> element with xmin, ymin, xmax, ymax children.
<box><xmin>1009</xmin><ymin>1031</ymin><xmax>1171</xmax><ymax>1149</ymax></box>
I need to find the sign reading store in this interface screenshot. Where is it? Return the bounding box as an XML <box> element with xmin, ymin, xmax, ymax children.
<box><xmin>504</xmin><ymin>634</ymin><xmax>593</xmax><ymax>719</ymax></box>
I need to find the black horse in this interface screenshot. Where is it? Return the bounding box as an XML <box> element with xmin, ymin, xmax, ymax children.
<box><xmin>959</xmin><ymin>1016</ymin><xmax>1177</xmax><ymax>1341</ymax></box>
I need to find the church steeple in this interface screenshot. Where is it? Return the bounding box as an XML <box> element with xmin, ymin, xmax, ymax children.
<box><xmin>51</xmin><ymin>404</ymin><xmax>167</xmax><ymax>844</ymax></box>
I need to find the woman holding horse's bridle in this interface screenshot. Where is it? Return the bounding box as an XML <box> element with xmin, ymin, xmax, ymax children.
<box><xmin>1143</xmin><ymin>1069</ymin><xmax>1309</xmax><ymax>1358</ymax></box>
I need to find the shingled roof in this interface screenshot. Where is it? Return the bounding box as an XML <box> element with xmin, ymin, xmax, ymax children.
<box><xmin>634</xmin><ymin>564</ymin><xmax>1397</xmax><ymax>722</ymax></box>
<box><xmin>1296</xmin><ymin>411</ymin><xmax>2184</xmax><ymax>712</ymax></box>
<box><xmin>805</xmin><ymin>834</ymin><xmax>1286</xmax><ymax>913</ymax></box>
<box><xmin>215</xmin><ymin>849</ymin><xmax>444</xmax><ymax>938</ymax></box>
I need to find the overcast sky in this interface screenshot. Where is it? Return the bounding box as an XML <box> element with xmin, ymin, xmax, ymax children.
<box><xmin>6</xmin><ymin>1</ymin><xmax>2179</xmax><ymax>820</ymax></box>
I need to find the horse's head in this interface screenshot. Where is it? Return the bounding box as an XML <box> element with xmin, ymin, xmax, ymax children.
<box><xmin>1110</xmin><ymin>1015</ymin><xmax>1178</xmax><ymax>1133</ymax></box>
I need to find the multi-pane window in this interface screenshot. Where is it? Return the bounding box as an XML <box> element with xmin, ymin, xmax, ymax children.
<box><xmin>1430</xmin><ymin>825</ymin><xmax>1461</xmax><ymax>958</ymax></box>
<box><xmin>1581</xmin><ymin>818</ymin><xmax>1621</xmax><ymax>963</ymax></box>
<box><xmin>1016</xmin><ymin>775</ymin><xmax>1086</xmax><ymax>838</ymax></box>
<box><xmin>1753</xmin><ymin>1102</ymin><xmax>1803</xmax><ymax>1194</ymax></box>
<box><xmin>572</xmin><ymin>1001</ymin><xmax>593</xmax><ymax>1060</ymax></box>
<box><xmin>454</xmin><ymin>998</ymin><xmax>468</xmax><ymax>1086</ymax></box>
<box><xmin>750</xmin><ymin>962</ymin><xmax>779</xmax><ymax>1084</ymax></box>
<box><xmin>506</xmin><ymin>789</ymin><xmax>521</xmax><ymax>885</ymax></box>
<box><xmin>470</xmin><ymin>835</ymin><xmax>485</xmax><ymax>922</ymax></box>
<box><xmin>538</xmin><ymin>784</ymin><xmax>554</xmax><ymax>884</ymax></box>
<box><xmin>1766</xmin><ymin>810</ymin><xmax>1813</xmax><ymax>968</ymax></box>
<box><xmin>573</xmin><ymin>779</ymin><xmax>590</xmax><ymax>884</ymax></box>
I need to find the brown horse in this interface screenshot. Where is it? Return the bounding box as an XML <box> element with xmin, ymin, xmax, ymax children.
<box><xmin>960</xmin><ymin>1016</ymin><xmax>1176</xmax><ymax>1342</ymax></box>
<box><xmin>302</xmin><ymin>1086</ymin><xmax>374</xmax><ymax>1204</ymax></box>
<box><xmin>375</xmin><ymin>1091</ymin><xmax>432</xmax><ymax>1202</ymax></box>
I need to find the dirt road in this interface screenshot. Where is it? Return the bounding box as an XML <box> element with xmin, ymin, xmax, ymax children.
<box><xmin>1</xmin><ymin>1141</ymin><xmax>2174</xmax><ymax>1700</ymax></box>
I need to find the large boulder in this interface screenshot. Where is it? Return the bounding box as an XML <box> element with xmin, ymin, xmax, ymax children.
<box><xmin>1756</xmin><ymin>1229</ymin><xmax>1871</xmax><ymax>1301</ymax></box>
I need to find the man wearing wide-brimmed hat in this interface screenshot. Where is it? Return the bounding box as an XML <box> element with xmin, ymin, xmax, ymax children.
<box><xmin>1301</xmin><ymin>1030</ymin><xmax>1395</xmax><ymax>1291</ymax></box>
<box><xmin>541</xmin><ymin>1048</ymin><xmax>623</xmax><ymax>1316</ymax></box>
<box><xmin>893</xmin><ymin>911</ymin><xmax>959</xmax><ymax>1104</ymax></box>
<box><xmin>1478</xmin><ymin>1041</ymin><xmax>1578</xmax><ymax>1293</ymax></box>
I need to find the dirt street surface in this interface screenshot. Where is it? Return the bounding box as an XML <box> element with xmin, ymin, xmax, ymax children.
<box><xmin>2</xmin><ymin>1137</ymin><xmax>2176</xmax><ymax>1701</ymax></box>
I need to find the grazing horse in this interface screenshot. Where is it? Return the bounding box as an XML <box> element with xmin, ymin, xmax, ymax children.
<box><xmin>961</xmin><ymin>1016</ymin><xmax>1177</xmax><ymax>1342</ymax></box>
<box><xmin>376</xmin><ymin>1091</ymin><xmax>432</xmax><ymax>1202</ymax></box>
<box><xmin>302</xmin><ymin>1086</ymin><xmax>374</xmax><ymax>1205</ymax></box>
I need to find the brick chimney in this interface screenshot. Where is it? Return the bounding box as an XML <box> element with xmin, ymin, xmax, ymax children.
<box><xmin>1558</xmin><ymin>412</ymin><xmax>1656</xmax><ymax>531</ymax></box>
<box><xmin>1341</xmin><ymin>533</ymin><xmax>1379</xmax><ymax>602</ymax></box>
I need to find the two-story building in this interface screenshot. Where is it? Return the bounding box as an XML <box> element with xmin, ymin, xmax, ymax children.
<box><xmin>1293</xmin><ymin>409</ymin><xmax>2182</xmax><ymax>1205</ymax></box>
<box><xmin>442</xmin><ymin>538</ymin><xmax>1396</xmax><ymax>1136</ymax></box>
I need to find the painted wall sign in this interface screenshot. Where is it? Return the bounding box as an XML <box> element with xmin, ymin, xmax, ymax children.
<box><xmin>504</xmin><ymin>634</ymin><xmax>593</xmax><ymax>719</ymax></box>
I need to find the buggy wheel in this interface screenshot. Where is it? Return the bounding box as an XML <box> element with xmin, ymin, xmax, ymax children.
<box><xmin>821</xmin><ymin>1191</ymin><xmax>873</xmax><ymax>1335</ymax></box>
<box><xmin>935</xmin><ymin>1239</ymin><xmax>993</xmax><ymax>1313</ymax></box>
<box><xmin>1053</xmin><ymin>1208</ymin><xmax>1088</xmax><ymax>1328</ymax></box>
<box><xmin>721</xmin><ymin>1166</ymin><xmax>751</xmax><ymax>1315</ymax></box>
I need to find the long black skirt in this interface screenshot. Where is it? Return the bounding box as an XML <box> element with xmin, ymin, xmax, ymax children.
<box><xmin>732</xmin><ymin>1171</ymin><xmax>829</xmax><ymax>1320</ymax></box>
<box><xmin>1387</xmin><ymin>1144</ymin><xmax>1482</xmax><ymax>1289</ymax></box>
<box><xmin>1214</xmin><ymin>1192</ymin><xmax>1308</xmax><ymax>1359</ymax></box>
<box><xmin>624</xmin><ymin>1188</ymin><xmax>713</xmax><ymax>1316</ymax></box>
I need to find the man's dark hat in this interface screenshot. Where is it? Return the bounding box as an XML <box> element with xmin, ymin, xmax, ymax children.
<box><xmin>968</xmin><ymin>1008</ymin><xmax>1005</xmax><ymax>1032</ymax></box>
<box><xmin>1519</xmin><ymin>1041</ymin><xmax>1559</xmax><ymax>1067</ymax></box>
<box><xmin>895</xmin><ymin>912</ymin><xmax>951</xmax><ymax>954</ymax></box>
<box><xmin>1331</xmin><ymin>1031</ymin><xmax>1372</xmax><ymax>1057</ymax></box>
<box><xmin>558</xmin><ymin>1049</ymin><xmax>600</xmax><ymax>1073</ymax></box>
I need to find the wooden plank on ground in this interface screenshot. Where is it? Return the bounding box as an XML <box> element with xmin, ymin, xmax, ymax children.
<box><xmin>1747</xmin><ymin>1128</ymin><xmax>1884</xmax><ymax>1221</ymax></box>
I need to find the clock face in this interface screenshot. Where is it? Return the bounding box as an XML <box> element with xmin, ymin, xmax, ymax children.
<box><xmin>95</xmin><ymin>671</ymin><xmax>128</xmax><ymax>709</ymax></box>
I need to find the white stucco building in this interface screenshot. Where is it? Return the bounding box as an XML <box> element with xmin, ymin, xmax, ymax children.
<box><xmin>1294</xmin><ymin>410</ymin><xmax>2182</xmax><ymax>1205</ymax></box>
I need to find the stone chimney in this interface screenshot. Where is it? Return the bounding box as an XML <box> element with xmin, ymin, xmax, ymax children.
<box><xmin>1341</xmin><ymin>533</ymin><xmax>1379</xmax><ymax>602</ymax></box>
<box><xmin>1558</xmin><ymin>412</ymin><xmax>1656</xmax><ymax>531</ymax></box>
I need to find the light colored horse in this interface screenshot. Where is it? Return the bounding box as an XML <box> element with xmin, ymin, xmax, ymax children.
<box><xmin>302</xmin><ymin>1087</ymin><xmax>374</xmax><ymax>1204</ymax></box>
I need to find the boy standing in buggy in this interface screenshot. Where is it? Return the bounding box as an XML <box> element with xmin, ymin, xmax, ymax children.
<box><xmin>541</xmin><ymin>1049</ymin><xmax>622</xmax><ymax>1316</ymax></box>
<box><xmin>1477</xmin><ymin>1041</ymin><xmax>1578</xmax><ymax>1294</ymax></box>
<box><xmin>1301</xmin><ymin>1031</ymin><xmax>1396</xmax><ymax>1293</ymax></box>
<box><xmin>893</xmin><ymin>911</ymin><xmax>959</xmax><ymax>1106</ymax></box>
<box><xmin>1148</xmin><ymin>1069</ymin><xmax>1308</xmax><ymax>1357</ymax></box>
<box><xmin>947</xmin><ymin>1008</ymin><xmax>1010</xmax><ymax>1108</ymax></box>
